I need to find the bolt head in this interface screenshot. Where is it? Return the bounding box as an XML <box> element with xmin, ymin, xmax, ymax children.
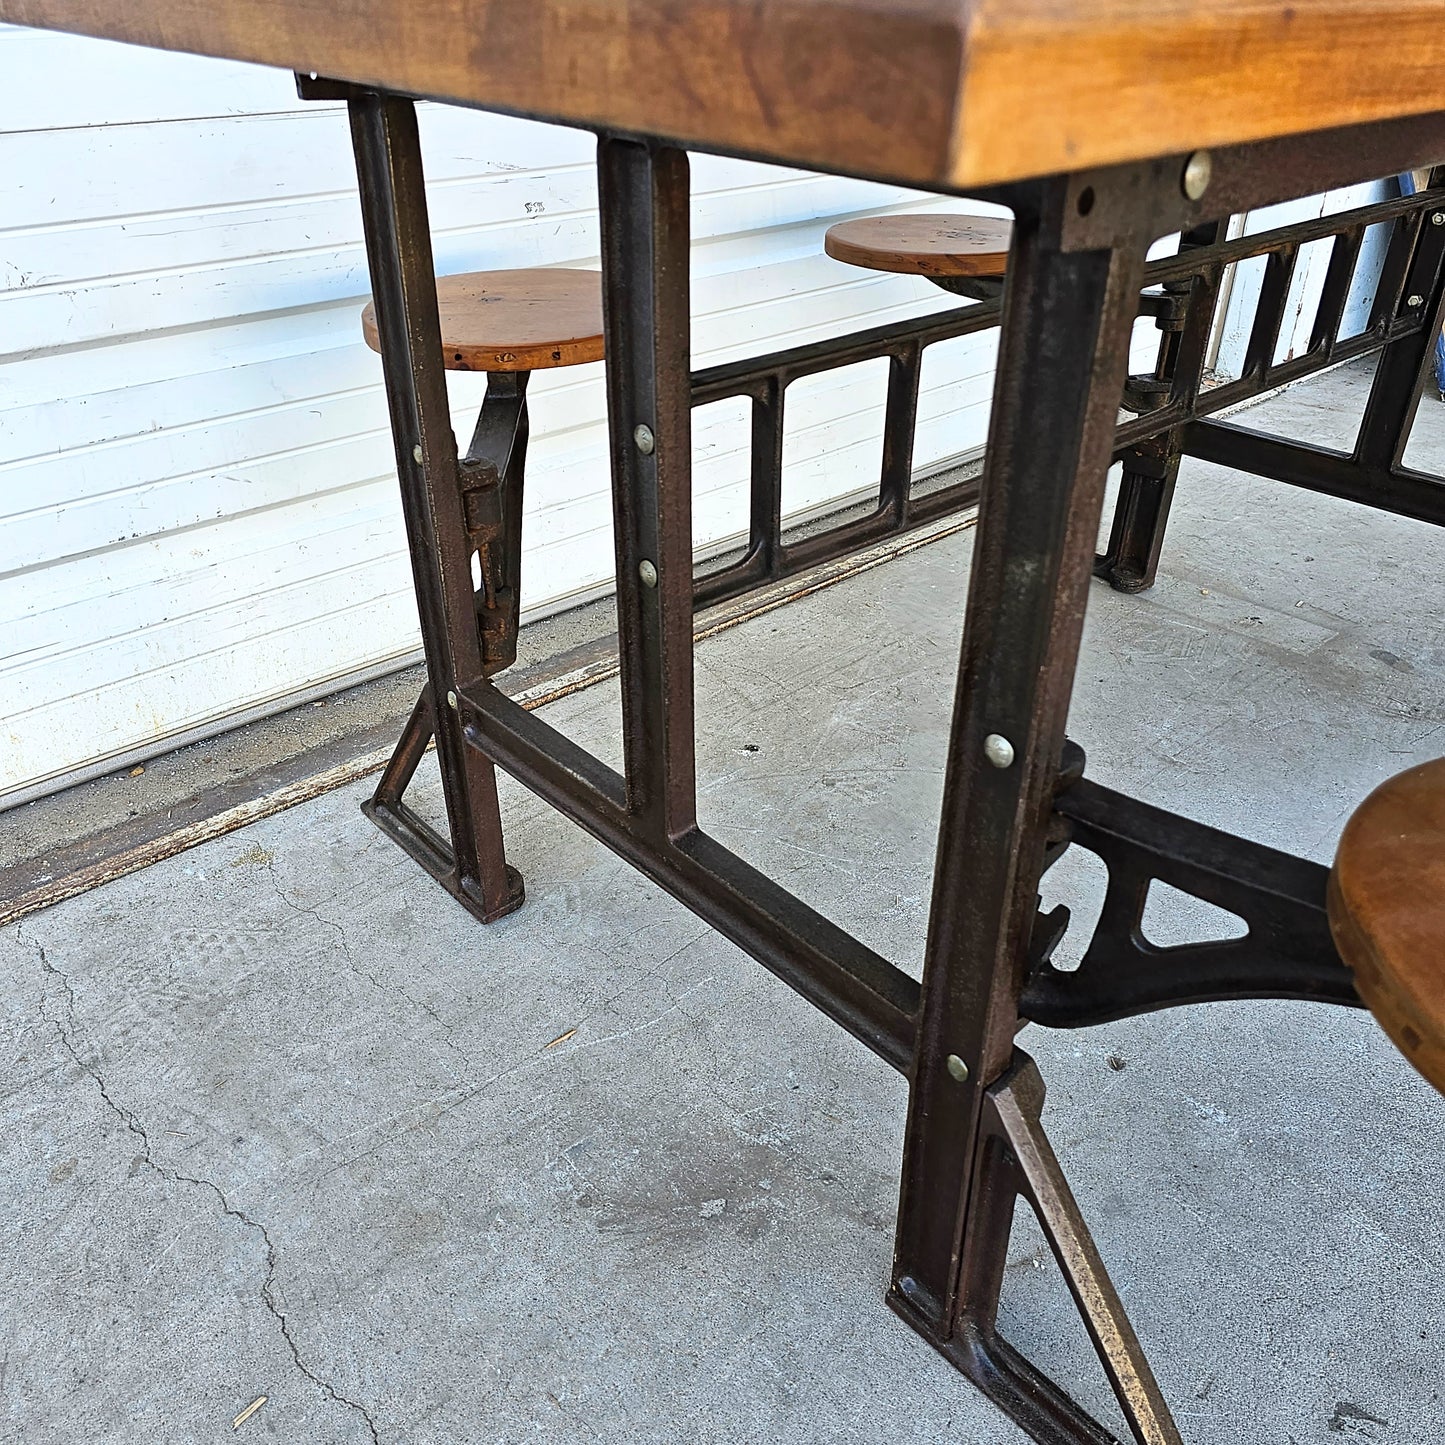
<box><xmin>634</xmin><ymin>424</ymin><xmax>655</xmax><ymax>455</ymax></box>
<box><xmin>446</xmin><ymin>689</ymin><xmax>458</xmax><ymax>710</ymax></box>
<box><xmin>1433</xmin><ymin>213</ymin><xmax>1445</xmax><ymax>227</ymax></box>
<box><xmin>1408</xmin><ymin>294</ymin><xmax>1426</xmax><ymax>308</ymax></box>
<box><xmin>946</xmin><ymin>1054</ymin><xmax>970</xmax><ymax>1083</ymax></box>
<box><xmin>983</xmin><ymin>732</ymin><xmax>1015</xmax><ymax>769</ymax></box>
<box><xmin>638</xmin><ymin>559</ymin><xmax>659</xmax><ymax>588</ymax></box>
<box><xmin>1181</xmin><ymin>150</ymin><xmax>1213</xmax><ymax>201</ymax></box>
<box><xmin>412</xmin><ymin>443</ymin><xmax>424</xmax><ymax>464</ymax></box>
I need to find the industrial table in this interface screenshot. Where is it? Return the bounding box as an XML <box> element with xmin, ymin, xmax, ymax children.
<box><xmin>7</xmin><ymin>4</ymin><xmax>1445</xmax><ymax>1441</ymax></box>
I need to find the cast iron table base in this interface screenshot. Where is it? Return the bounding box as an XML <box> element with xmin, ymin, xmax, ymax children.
<box><xmin>315</xmin><ymin>77</ymin><xmax>1445</xmax><ymax>1443</ymax></box>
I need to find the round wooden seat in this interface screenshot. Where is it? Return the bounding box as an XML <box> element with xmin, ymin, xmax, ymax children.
<box><xmin>1328</xmin><ymin>757</ymin><xmax>1445</xmax><ymax>1093</ymax></box>
<box><xmin>824</xmin><ymin>213</ymin><xmax>1012</xmax><ymax>279</ymax></box>
<box><xmin>361</xmin><ymin>267</ymin><xmax>604</xmax><ymax>372</ymax></box>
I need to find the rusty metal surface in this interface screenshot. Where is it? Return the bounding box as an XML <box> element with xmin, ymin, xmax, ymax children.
<box><xmin>370</xmin><ymin>166</ymin><xmax>1445</xmax><ymax>877</ymax></box>
<box><xmin>346</xmin><ymin>92</ymin><xmax>524</xmax><ymax>923</ymax></box>
<box><xmin>890</xmin><ymin>172</ymin><xmax>1149</xmax><ymax>1356</ymax></box>
<box><xmin>1052</xmin><ymin>112</ymin><xmax>1445</xmax><ymax>256</ymax></box>
<box><xmin>459</xmin><ymin>370</ymin><xmax>530</xmax><ymax>677</ymax></box>
<box><xmin>891</xmin><ymin>1055</ymin><xmax>1186</xmax><ymax>1445</ymax></box>
<box><xmin>333</xmin><ymin>82</ymin><xmax>1445</xmax><ymax>1445</ymax></box>
<box><xmin>458</xmin><ymin>136</ymin><xmax>921</xmax><ymax>1073</ymax></box>
<box><xmin>1098</xmin><ymin>221</ymin><xmax>1223</xmax><ymax>592</ymax></box>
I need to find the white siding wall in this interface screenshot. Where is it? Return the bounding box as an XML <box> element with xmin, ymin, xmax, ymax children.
<box><xmin>0</xmin><ymin>28</ymin><xmax>1154</xmax><ymax>808</ymax></box>
<box><xmin>1210</xmin><ymin>181</ymin><xmax>1394</xmax><ymax>380</ymax></box>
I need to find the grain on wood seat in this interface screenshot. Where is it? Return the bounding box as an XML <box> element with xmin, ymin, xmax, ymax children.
<box><xmin>824</xmin><ymin>213</ymin><xmax>1012</xmax><ymax>279</ymax></box>
<box><xmin>1328</xmin><ymin>757</ymin><xmax>1445</xmax><ymax>1094</ymax></box>
<box><xmin>361</xmin><ymin>267</ymin><xmax>604</xmax><ymax>372</ymax></box>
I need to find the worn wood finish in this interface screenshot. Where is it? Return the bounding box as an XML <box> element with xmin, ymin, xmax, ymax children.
<box><xmin>4</xmin><ymin>2</ymin><xmax>1445</xmax><ymax>189</ymax></box>
<box><xmin>951</xmin><ymin>0</ymin><xmax>1445</xmax><ymax>187</ymax></box>
<box><xmin>361</xmin><ymin>268</ymin><xmax>604</xmax><ymax>372</ymax></box>
<box><xmin>1328</xmin><ymin>758</ymin><xmax>1445</xmax><ymax>1095</ymax></box>
<box><xmin>825</xmin><ymin>214</ymin><xmax>1011</xmax><ymax>278</ymax></box>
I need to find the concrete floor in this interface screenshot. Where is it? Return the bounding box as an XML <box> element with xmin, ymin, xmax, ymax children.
<box><xmin>4</xmin><ymin>364</ymin><xmax>1444</xmax><ymax>1444</ymax></box>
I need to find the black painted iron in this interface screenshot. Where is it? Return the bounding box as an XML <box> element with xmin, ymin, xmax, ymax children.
<box><xmin>1026</xmin><ymin>775</ymin><xmax>1361</xmax><ymax>1029</ymax></box>
<box><xmin>1097</xmin><ymin>222</ymin><xmax>1223</xmax><ymax>593</ymax></box>
<box><xmin>1103</xmin><ymin>166</ymin><xmax>1445</xmax><ymax>572</ymax></box>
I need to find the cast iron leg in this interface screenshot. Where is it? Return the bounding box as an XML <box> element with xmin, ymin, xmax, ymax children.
<box><xmin>595</xmin><ymin>136</ymin><xmax>698</xmax><ymax>843</ymax></box>
<box><xmin>347</xmin><ymin>93</ymin><xmax>524</xmax><ymax>923</ymax></box>
<box><xmin>1355</xmin><ymin>168</ymin><xmax>1445</xmax><ymax>477</ymax></box>
<box><xmin>364</xmin><ymin>370</ymin><xmax>533</xmax><ymax>904</ymax></box>
<box><xmin>889</xmin><ymin>180</ymin><xmax>1181</xmax><ymax>1444</ymax></box>
<box><xmin>1095</xmin><ymin>443</ymin><xmax>1181</xmax><ymax>595</ymax></box>
<box><xmin>1096</xmin><ymin>224</ymin><xmax>1223</xmax><ymax>593</ymax></box>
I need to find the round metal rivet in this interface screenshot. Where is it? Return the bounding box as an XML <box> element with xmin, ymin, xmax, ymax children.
<box><xmin>1408</xmin><ymin>294</ymin><xmax>1426</xmax><ymax>308</ymax></box>
<box><xmin>946</xmin><ymin>1054</ymin><xmax>970</xmax><ymax>1083</ymax></box>
<box><xmin>412</xmin><ymin>444</ymin><xmax>424</xmax><ymax>464</ymax></box>
<box><xmin>446</xmin><ymin>690</ymin><xmax>458</xmax><ymax>710</ymax></box>
<box><xmin>1181</xmin><ymin>150</ymin><xmax>1213</xmax><ymax>201</ymax></box>
<box><xmin>1433</xmin><ymin>213</ymin><xmax>1445</xmax><ymax>227</ymax></box>
<box><xmin>634</xmin><ymin>424</ymin><xmax>655</xmax><ymax>455</ymax></box>
<box><xmin>983</xmin><ymin>733</ymin><xmax>1015</xmax><ymax>769</ymax></box>
<box><xmin>638</xmin><ymin>559</ymin><xmax>659</xmax><ymax>588</ymax></box>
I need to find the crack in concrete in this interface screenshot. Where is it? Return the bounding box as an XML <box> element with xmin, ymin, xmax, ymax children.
<box><xmin>22</xmin><ymin>926</ymin><xmax>382</xmax><ymax>1445</ymax></box>
<box><xmin>263</xmin><ymin>859</ymin><xmax>471</xmax><ymax>1073</ymax></box>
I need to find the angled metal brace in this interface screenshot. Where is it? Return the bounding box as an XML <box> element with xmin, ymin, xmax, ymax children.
<box><xmin>977</xmin><ymin>1056</ymin><xmax>1183</xmax><ymax>1445</ymax></box>
<box><xmin>1025</xmin><ymin>776</ymin><xmax>1360</xmax><ymax>1028</ymax></box>
<box><xmin>897</xmin><ymin>1053</ymin><xmax>1182</xmax><ymax>1445</ymax></box>
<box><xmin>363</xmin><ymin>371</ymin><xmax>530</xmax><ymax>893</ymax></box>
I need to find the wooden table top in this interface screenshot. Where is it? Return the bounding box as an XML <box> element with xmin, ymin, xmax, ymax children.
<box><xmin>3</xmin><ymin>2</ymin><xmax>1444</xmax><ymax>189</ymax></box>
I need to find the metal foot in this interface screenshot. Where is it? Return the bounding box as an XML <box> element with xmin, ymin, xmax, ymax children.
<box><xmin>892</xmin><ymin>1055</ymin><xmax>1182</xmax><ymax>1445</ymax></box>
<box><xmin>362</xmin><ymin>684</ymin><xmax>525</xmax><ymax>924</ymax></box>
